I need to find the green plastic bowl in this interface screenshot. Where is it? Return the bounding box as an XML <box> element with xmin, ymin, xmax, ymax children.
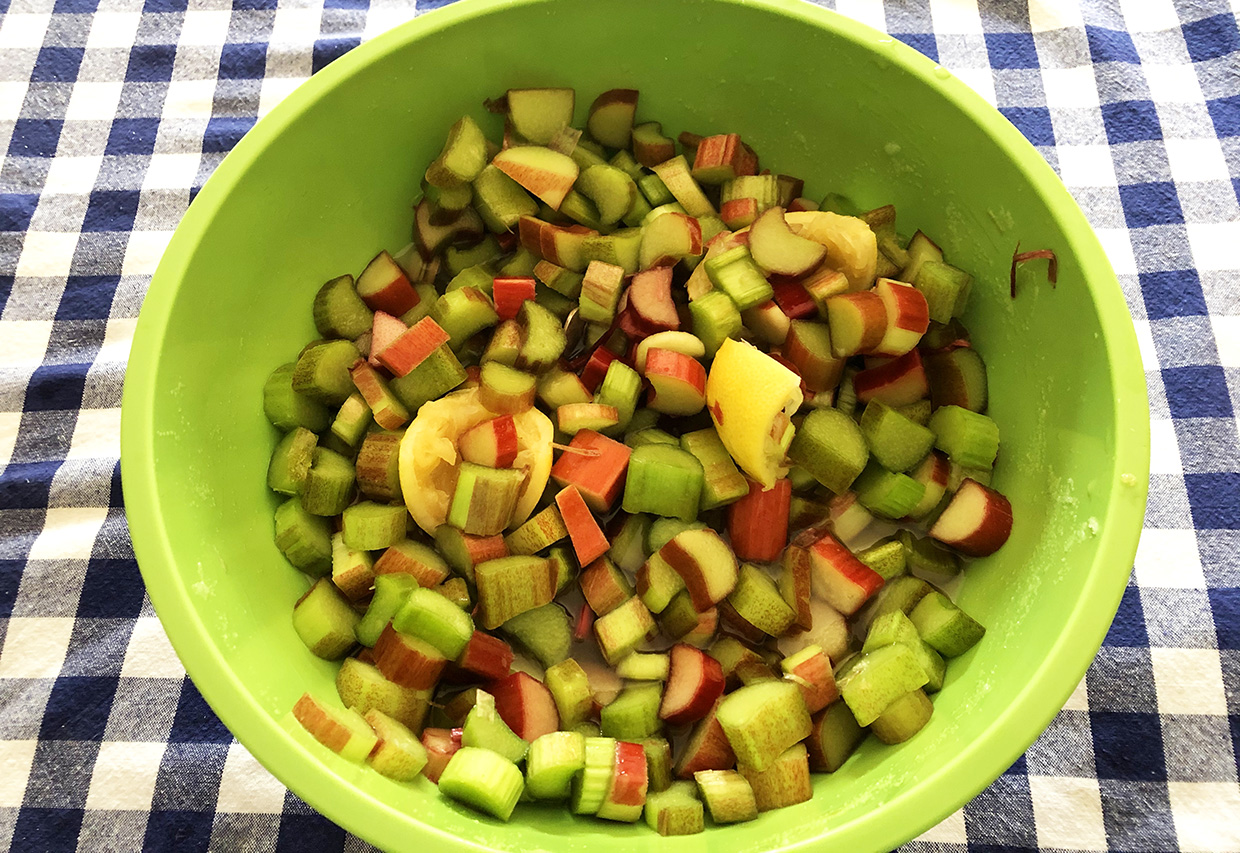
<box><xmin>120</xmin><ymin>0</ymin><xmax>1150</xmax><ymax>849</ymax></box>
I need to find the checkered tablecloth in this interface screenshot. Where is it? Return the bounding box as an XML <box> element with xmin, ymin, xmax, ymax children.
<box><xmin>1</xmin><ymin>0</ymin><xmax>1237</xmax><ymax>849</ymax></box>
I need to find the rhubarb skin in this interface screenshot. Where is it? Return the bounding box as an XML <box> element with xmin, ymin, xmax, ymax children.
<box><xmin>550</xmin><ymin>429</ymin><xmax>632</xmax><ymax>512</ymax></box>
<box><xmin>556</xmin><ymin>485</ymin><xmax>611</xmax><ymax>566</ymax></box>
<box><xmin>727</xmin><ymin>478</ymin><xmax>792</xmax><ymax>563</ymax></box>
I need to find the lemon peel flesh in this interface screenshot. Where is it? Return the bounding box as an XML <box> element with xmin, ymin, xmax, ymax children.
<box><xmin>704</xmin><ymin>338</ymin><xmax>803</xmax><ymax>489</ymax></box>
<box><xmin>784</xmin><ymin>210</ymin><xmax>878</xmax><ymax>291</ymax></box>
<box><xmin>398</xmin><ymin>387</ymin><xmax>553</xmax><ymax>536</ymax></box>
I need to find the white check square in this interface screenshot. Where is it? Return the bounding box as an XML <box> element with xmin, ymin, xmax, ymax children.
<box><xmin>1118</xmin><ymin>0</ymin><xmax>1182</xmax><ymax>32</ymax></box>
<box><xmin>1042</xmin><ymin>66</ymin><xmax>1100</xmax><ymax>109</ymax></box>
<box><xmin>143</xmin><ymin>153</ymin><xmax>202</xmax><ymax>190</ymax></box>
<box><xmin>1152</xmin><ymin>648</ymin><xmax>1228</xmax><ymax>715</ymax></box>
<box><xmin>86</xmin><ymin>11</ymin><xmax>142</xmax><ymax>49</ymax></box>
<box><xmin>0</xmin><ymin>412</ymin><xmax>21</xmax><ymax>471</ymax></box>
<box><xmin>1168</xmin><ymin>782</ymin><xmax>1240</xmax><ymax>852</ymax></box>
<box><xmin>0</xmin><ymin>321</ymin><xmax>53</xmax><ymax>368</ymax></box>
<box><xmin>65</xmin><ymin>82</ymin><xmax>125</xmax><ymax>122</ymax></box>
<box><xmin>28</xmin><ymin>507</ymin><xmax>108</xmax><ymax>559</ymax></box>
<box><xmin>1148</xmin><ymin>418</ymin><xmax>1183</xmax><ymax>475</ymax></box>
<box><xmin>98</xmin><ymin>318</ymin><xmax>137</xmax><ymax>363</ymax></box>
<box><xmin>1093</xmin><ymin>227</ymin><xmax>1137</xmax><ymax>276</ymax></box>
<box><xmin>121</xmin><ymin>231</ymin><xmax>174</xmax><ymax>276</ymax></box>
<box><xmin>268</xmin><ymin>7</ymin><xmax>321</xmax><ymax>45</ymax></box>
<box><xmin>0</xmin><ymin>617</ymin><xmax>76</xmax><ymax>678</ymax></box>
<box><xmin>834</xmin><ymin>0</ymin><xmax>887</xmax><ymax>33</ymax></box>
<box><xmin>85</xmin><ymin>741</ymin><xmax>167</xmax><ymax>811</ymax></box>
<box><xmin>0</xmin><ymin>740</ymin><xmax>38</xmax><ymax>808</ymax></box>
<box><xmin>1029</xmin><ymin>776</ymin><xmax>1108</xmax><ymax>850</ymax></box>
<box><xmin>953</xmin><ymin>66</ymin><xmax>996</xmax><ymax>105</ymax></box>
<box><xmin>1134</xmin><ymin>528</ymin><xmax>1205</xmax><ymax>588</ymax></box>
<box><xmin>178</xmin><ymin>10</ymin><xmax>231</xmax><ymax>46</ymax></box>
<box><xmin>1187</xmin><ymin>222</ymin><xmax>1240</xmax><ymax>272</ymax></box>
<box><xmin>42</xmin><ymin>155</ymin><xmax>103</xmax><ymax>195</ymax></box>
<box><xmin>1056</xmin><ymin>145</ymin><xmax>1117</xmax><ymax>187</ymax></box>
<box><xmin>1164</xmin><ymin>137</ymin><xmax>1232</xmax><ymax>183</ymax></box>
<box><xmin>1144</xmin><ymin>64</ymin><xmax>1205</xmax><ymax>105</ymax></box>
<box><xmin>15</xmin><ymin>232</ymin><xmax>79</xmax><ymax>278</ymax></box>
<box><xmin>1061</xmin><ymin>675</ymin><xmax>1090</xmax><ymax>711</ymax></box>
<box><xmin>0</xmin><ymin>83</ymin><xmax>29</xmax><ymax>121</ymax></box>
<box><xmin>914</xmin><ymin>807</ymin><xmax>967</xmax><ymax>843</ymax></box>
<box><xmin>1132</xmin><ymin>318</ymin><xmax>1159</xmax><ymax>373</ymax></box>
<box><xmin>216</xmin><ymin>743</ymin><xmax>289</xmax><ymax>814</ymax></box>
<box><xmin>68</xmin><ymin>408</ymin><xmax>122</xmax><ymax>461</ymax></box>
<box><xmin>162</xmin><ymin>79</ymin><xmax>217</xmax><ymax>121</ymax></box>
<box><xmin>929</xmin><ymin>0</ymin><xmax>982</xmax><ymax>34</ymax></box>
<box><xmin>121</xmin><ymin>617</ymin><xmax>186</xmax><ymax>679</ymax></box>
<box><xmin>0</xmin><ymin>13</ymin><xmax>52</xmax><ymax>49</ymax></box>
<box><xmin>1211</xmin><ymin>315</ymin><xmax>1240</xmax><ymax>368</ymax></box>
<box><xmin>258</xmin><ymin>77</ymin><xmax>307</xmax><ymax>118</ymax></box>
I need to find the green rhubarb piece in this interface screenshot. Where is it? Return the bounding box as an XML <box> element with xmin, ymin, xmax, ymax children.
<box><xmin>694</xmin><ymin>770</ymin><xmax>757</xmax><ymax>824</ymax></box>
<box><xmin>516</xmin><ymin>299</ymin><xmax>566</xmax><ymax>373</ymax></box>
<box><xmin>637</xmin><ymin>552</ymin><xmax>686</xmax><ymax>614</ymax></box>
<box><xmin>860</xmin><ymin>400</ymin><xmax>936</xmax><ymax>473</ymax></box>
<box><xmin>616</xmin><ymin>652</ymin><xmax>670</xmax><ymax>681</ymax></box>
<box><xmin>292</xmin><ymin>340</ymin><xmax>361</xmax><ymax>407</ymax></box>
<box><xmin>688</xmin><ymin>290</ymin><xmax>742</xmax><ymax>358</ymax></box>
<box><xmin>836</xmin><ymin>642</ymin><xmax>930</xmax><ymax>726</ymax></box>
<box><xmin>913</xmin><ymin>260</ymin><xmax>972</xmax><ymax>324</ymax></box>
<box><xmin>925</xmin><ymin>346</ymin><xmax>988</xmax><ymax>413</ymax></box>
<box><xmin>341</xmin><ymin>501</ymin><xmax>406</xmax><ymax>551</ymax></box>
<box><xmin>625</xmin><ymin>407</ymin><xmax>660</xmax><ymax>435</ymax></box>
<box><xmin>392</xmin><ymin>586</ymin><xmax>475</xmax><ymax>660</ymax></box>
<box><xmin>644</xmin><ymin>780</ymin><xmax>704</xmax><ymax>835</ymax></box>
<box><xmin>900</xmin><ymin>529</ymin><xmax>961</xmax><ymax>577</ymax></box>
<box><xmin>449</xmin><ymin>462</ymin><xmax>524</xmax><ymax>536</ymax></box>
<box><xmin>291</xmin><ymin>696</ymin><xmax>376</xmax><ymax>763</ymax></box>
<box><xmin>898</xmin><ymin>398</ymin><xmax>933</xmax><ymax>426</ymax></box>
<box><xmin>580</xmin><ymin>228</ymin><xmax>642</xmax><ymax>275</ymax></box>
<box><xmin>679</xmin><ymin>427</ymin><xmax>749</xmax><ymax>510</ymax></box>
<box><xmin>446</xmin><ymin>263</ymin><xmax>496</xmax><ymax>296</ymax></box>
<box><xmin>787</xmin><ymin>407</ymin><xmax>869</xmax><ymax>495</ymax></box>
<box><xmin>594</xmin><ymin>360</ymin><xmax>641</xmax><ymax>435</ymax></box>
<box><xmin>570</xmin><ymin>736</ymin><xmax>616</xmax><ymax>815</ymax></box>
<box><xmin>864</xmin><ymin>574</ymin><xmax>933</xmax><ymax>626</ymax></box>
<box><xmin>462</xmin><ymin>690</ymin><xmax>528</xmax><ymax>764</ymax></box>
<box><xmin>501</xmin><ymin>602</ymin><xmax>571</xmax><ymax>668</ymax></box>
<box><xmin>545</xmin><ymin>658</ymin><xmax>594</xmax><ymax>730</ymax></box>
<box><xmin>857</xmin><ymin>537</ymin><xmax>907</xmax><ymax>580</ymax></box>
<box><xmin>267</xmin><ymin>426</ymin><xmax>318</xmax><ymax>496</ymax></box>
<box><xmin>863</xmin><ymin>609</ymin><xmax>946</xmax><ymax>692</ymax></box>
<box><xmin>479</xmin><ymin>362</ymin><xmax>536</xmax><ymax>414</ymax></box>
<box><xmin>786</xmin><ymin>465</ymin><xmax>818</xmax><ymax>493</ymax></box>
<box><xmin>364</xmin><ymin>709</ymin><xmax>430</xmax><ymax>781</ymax></box>
<box><xmin>503</xmin><ymin>503</ymin><xmax>568</xmax><ymax>555</ymax></box>
<box><xmin>313</xmin><ymin>274</ymin><xmax>372</xmax><ymax>340</ymax></box>
<box><xmin>647</xmin><ymin>519</ymin><xmax>708</xmax><ymax>554</ymax></box>
<box><xmin>704</xmin><ymin>246</ymin><xmax>774</xmax><ymax>311</ymax></box>
<box><xmin>721</xmin><ymin>174</ymin><xmax>778</xmax><ymax>216</ymax></box>
<box><xmin>301</xmin><ymin>448</ymin><xmax>356</xmax><ymax>517</ymax></box>
<box><xmin>331</xmin><ymin>392</ymin><xmax>372</xmax><ymax>449</ymax></box>
<box><xmin>292</xmin><ymin>578</ymin><xmax>360</xmax><ymax>659</ymax></box>
<box><xmin>622</xmin><ymin>444</ymin><xmax>704</xmax><ymax>521</ymax></box>
<box><xmin>525</xmin><ymin>730</ymin><xmax>586</xmax><ymax>800</ymax></box>
<box><xmin>658</xmin><ymin>590</ymin><xmax>701</xmax><ymax>641</ymax></box>
<box><xmin>608</xmin><ymin>149</ymin><xmax>645</xmax><ymax>179</ymax></box>
<box><xmin>835</xmin><ymin>365</ymin><xmax>859</xmax><ymax>416</ymax></box>
<box><xmin>641</xmin><ymin>738</ymin><xmax>673</xmax><ymax>794</ymax></box>
<box><xmin>594</xmin><ymin>595</ymin><xmax>656</xmax><ymax>665</ymax></box>
<box><xmin>871</xmin><ymin>688</ymin><xmax>934</xmax><ymax>744</ymax></box>
<box><xmin>473</xmin><ymin>163</ymin><xmax>538</xmax><ymax>233</ymax></box>
<box><xmin>533</xmin><ymin>283</ymin><xmax>575</xmax><ymax>320</ymax></box>
<box><xmin>274</xmin><ymin>497</ymin><xmax>332</xmax><ymax>576</ymax></box>
<box><xmin>559</xmin><ymin>190</ymin><xmax>604</xmax><ymax>230</ymax></box>
<box><xmin>716</xmin><ymin>680</ymin><xmax>811</xmax><ymax>773</ymax></box>
<box><xmin>852</xmin><ymin>460</ymin><xmax>926</xmax><ymax>519</ymax></box>
<box><xmin>534</xmin><ymin>260</ymin><xmax>584</xmax><ymax>300</ymax></box>
<box><xmin>909</xmin><ymin>590</ymin><xmax>986</xmax><ymax>657</ymax></box>
<box><xmin>548</xmin><ymin>544</ymin><xmax>578</xmax><ymax>594</ymax></box>
<box><xmin>928</xmin><ymin>405</ymin><xmax>1000</xmax><ymax>469</ymax></box>
<box><xmin>331</xmin><ymin>532</ymin><xmax>374</xmax><ymax>598</ymax></box>
<box><xmin>819</xmin><ymin>192</ymin><xmax>860</xmax><ymax>216</ymax></box>
<box><xmin>387</xmin><ymin>345</ymin><xmax>467</xmax><ymax>413</ymax></box>
<box><xmin>425</xmin><ymin>115</ymin><xmax>489</xmax><ymax>188</ymax></box>
<box><xmin>806</xmin><ymin>700</ymin><xmax>866</xmax><ymax>772</ymax></box>
<box><xmin>577</xmin><ymin>165</ymin><xmax>638</xmax><ymax>227</ymax></box>
<box><xmin>421</xmin><ymin>177</ymin><xmax>473</xmax><ymax>211</ymax></box>
<box><xmin>438</xmin><ymin>746</ymin><xmax>526</xmax><ymax>822</ymax></box>
<box><xmin>637</xmin><ymin>172</ymin><xmax>675</xmax><ymax>207</ymax></box>
<box><xmin>431</xmin><ymin>287</ymin><xmax>499</xmax><ymax>351</ymax></box>
<box><xmin>436</xmin><ymin>577</ymin><xmax>471</xmax><ymax>609</ymax></box>
<box><xmin>579</xmin><ymin>260</ymin><xmax>625</xmax><ymax>325</ymax></box>
<box><xmin>444</xmin><ymin>236</ymin><xmax>501</xmax><ymax>278</ymax></box>
<box><xmin>356</xmin><ymin>432</ymin><xmax>403</xmax><ymax>503</ymax></box>
<box><xmin>264</xmin><ymin>363</ymin><xmax>331</xmax><ymax>432</ymax></box>
<box><xmin>400</xmin><ymin>283</ymin><xmax>439</xmax><ymax>326</ymax></box>
<box><xmin>727</xmin><ymin>563</ymin><xmax>797</xmax><ymax>637</ymax></box>
<box><xmin>356</xmin><ymin>572</ymin><xmax>418</xmax><ymax>646</ymax></box>
<box><xmin>474</xmin><ymin>555</ymin><xmax>554</xmax><ymax>630</ymax></box>
<box><xmin>336</xmin><ymin>657</ymin><xmax>431</xmax><ymax>732</ymax></box>
<box><xmin>626</xmin><ymin>427</ymin><xmax>679</xmax><ymax>449</ymax></box>
<box><xmin>498</xmin><ymin>246</ymin><xmax>540</xmax><ymax>278</ymax></box>
<box><xmin>608</xmin><ymin>513</ymin><xmax>652</xmax><ymax>573</ymax></box>
<box><xmin>601</xmin><ymin>683</ymin><xmax>663</xmax><ymax>740</ymax></box>
<box><xmin>535</xmin><ymin>368</ymin><xmax>590</xmax><ymax>409</ymax></box>
<box><xmin>375</xmin><ymin>539</ymin><xmax>449</xmax><ymax>587</ymax></box>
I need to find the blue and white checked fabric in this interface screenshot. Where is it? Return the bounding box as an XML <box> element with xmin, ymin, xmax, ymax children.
<box><xmin>0</xmin><ymin>0</ymin><xmax>1237</xmax><ymax>850</ymax></box>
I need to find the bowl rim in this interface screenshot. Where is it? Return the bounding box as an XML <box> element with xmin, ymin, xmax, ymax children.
<box><xmin>120</xmin><ymin>0</ymin><xmax>1151</xmax><ymax>850</ymax></box>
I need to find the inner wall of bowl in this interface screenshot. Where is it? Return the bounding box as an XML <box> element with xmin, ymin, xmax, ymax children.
<box><xmin>147</xmin><ymin>0</ymin><xmax>1122</xmax><ymax>849</ymax></box>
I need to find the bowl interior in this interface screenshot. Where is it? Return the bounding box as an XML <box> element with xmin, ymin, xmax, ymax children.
<box><xmin>121</xmin><ymin>0</ymin><xmax>1149</xmax><ymax>850</ymax></box>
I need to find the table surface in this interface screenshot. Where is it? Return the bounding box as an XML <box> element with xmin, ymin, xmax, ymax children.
<box><xmin>1</xmin><ymin>0</ymin><xmax>1238</xmax><ymax>850</ymax></box>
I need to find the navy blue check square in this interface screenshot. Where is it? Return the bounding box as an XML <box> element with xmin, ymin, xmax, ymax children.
<box><xmin>1182</xmin><ymin>14</ymin><xmax>1240</xmax><ymax>63</ymax></box>
<box><xmin>986</xmin><ymin>32</ymin><xmax>1039</xmax><ymax>69</ymax></box>
<box><xmin>1139</xmin><ymin>270</ymin><xmax>1208</xmax><ymax>319</ymax></box>
<box><xmin>106</xmin><ymin>118</ymin><xmax>161</xmax><ymax>156</ymax></box>
<box><xmin>1086</xmin><ymin>25</ymin><xmax>1141</xmax><ymax>64</ymax></box>
<box><xmin>1162</xmin><ymin>365</ymin><xmax>1233</xmax><ymax>419</ymax></box>
<box><xmin>1101</xmin><ymin>101</ymin><xmax>1162</xmax><ymax>144</ymax></box>
<box><xmin>1185</xmin><ymin>473</ymin><xmax>1240</xmax><ymax>529</ymax></box>
<box><xmin>1119</xmin><ymin>182</ymin><xmax>1183</xmax><ymax>227</ymax></box>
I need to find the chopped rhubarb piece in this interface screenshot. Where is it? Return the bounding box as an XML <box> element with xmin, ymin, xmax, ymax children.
<box><xmin>726</xmin><ymin>478</ymin><xmax>792</xmax><ymax>563</ymax></box>
<box><xmin>580</xmin><ymin>346</ymin><xmax>619</xmax><ymax>394</ymax></box>
<box><xmin>492</xmin><ymin>276</ymin><xmax>537</xmax><ymax>322</ymax></box>
<box><xmin>375</xmin><ymin>316</ymin><xmax>452</xmax><ymax>377</ymax></box>
<box><xmin>809</xmin><ymin>534</ymin><xmax>885</xmax><ymax>615</ymax></box>
<box><xmin>457</xmin><ymin>631</ymin><xmax>514</xmax><ymax>681</ymax></box>
<box><xmin>489</xmin><ymin>671</ymin><xmax>559</xmax><ymax>741</ymax></box>
<box><xmin>421</xmin><ymin>727</ymin><xmax>461</xmax><ymax>784</ymax></box>
<box><xmin>770</xmin><ymin>278</ymin><xmax>818</xmax><ymax>320</ymax></box>
<box><xmin>550</xmin><ymin>430</ymin><xmax>632</xmax><ymax>512</ymax></box>
<box><xmin>368</xmin><ymin>311</ymin><xmax>408</xmax><ymax>368</ymax></box>
<box><xmin>556</xmin><ymin>485</ymin><xmax>611</xmax><ymax>566</ymax></box>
